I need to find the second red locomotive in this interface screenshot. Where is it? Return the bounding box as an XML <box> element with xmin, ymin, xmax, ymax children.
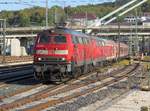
<box><xmin>33</xmin><ymin>28</ymin><xmax>128</xmax><ymax>82</ymax></box>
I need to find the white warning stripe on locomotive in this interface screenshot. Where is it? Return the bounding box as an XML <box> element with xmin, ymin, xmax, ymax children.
<box><xmin>54</xmin><ymin>50</ymin><xmax>68</xmax><ymax>55</ymax></box>
<box><xmin>36</xmin><ymin>50</ymin><xmax>48</xmax><ymax>54</ymax></box>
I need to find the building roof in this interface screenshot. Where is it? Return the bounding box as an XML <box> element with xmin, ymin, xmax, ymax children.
<box><xmin>71</xmin><ymin>13</ymin><xmax>97</xmax><ymax>20</ymax></box>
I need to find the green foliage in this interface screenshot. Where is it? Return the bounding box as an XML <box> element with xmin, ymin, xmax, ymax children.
<box><xmin>0</xmin><ymin>1</ymin><xmax>149</xmax><ymax>27</ymax></box>
<box><xmin>141</xmin><ymin>106</ymin><xmax>148</xmax><ymax>111</ymax></box>
<box><xmin>142</xmin><ymin>1</ymin><xmax>150</xmax><ymax>12</ymax></box>
<box><xmin>18</xmin><ymin>11</ymin><xmax>30</xmax><ymax>27</ymax></box>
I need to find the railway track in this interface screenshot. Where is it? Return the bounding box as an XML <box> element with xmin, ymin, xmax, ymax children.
<box><xmin>0</xmin><ymin>64</ymin><xmax>38</xmax><ymax>100</ymax></box>
<box><xmin>0</xmin><ymin>63</ymin><xmax>141</xmax><ymax>111</ymax></box>
<box><xmin>0</xmin><ymin>64</ymin><xmax>33</xmax><ymax>83</ymax></box>
<box><xmin>0</xmin><ymin>64</ymin><xmax>32</xmax><ymax>73</ymax></box>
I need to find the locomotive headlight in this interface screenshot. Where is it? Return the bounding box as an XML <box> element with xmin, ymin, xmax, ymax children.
<box><xmin>38</xmin><ymin>57</ymin><xmax>42</xmax><ymax>61</ymax></box>
<box><xmin>62</xmin><ymin>58</ymin><xmax>65</xmax><ymax>61</ymax></box>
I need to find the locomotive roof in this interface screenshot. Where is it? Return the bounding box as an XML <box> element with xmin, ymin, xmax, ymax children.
<box><xmin>41</xmin><ymin>28</ymin><xmax>127</xmax><ymax>46</ymax></box>
<box><xmin>53</xmin><ymin>27</ymin><xmax>88</xmax><ymax>37</ymax></box>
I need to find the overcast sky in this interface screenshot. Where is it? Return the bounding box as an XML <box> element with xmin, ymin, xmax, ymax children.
<box><xmin>0</xmin><ymin>0</ymin><xmax>115</xmax><ymax>11</ymax></box>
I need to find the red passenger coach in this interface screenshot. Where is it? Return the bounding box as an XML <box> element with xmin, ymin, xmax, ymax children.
<box><xmin>33</xmin><ymin>28</ymin><xmax>129</xmax><ymax>82</ymax></box>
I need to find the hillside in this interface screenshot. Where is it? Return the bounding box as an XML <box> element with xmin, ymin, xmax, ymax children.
<box><xmin>0</xmin><ymin>0</ymin><xmax>150</xmax><ymax>27</ymax></box>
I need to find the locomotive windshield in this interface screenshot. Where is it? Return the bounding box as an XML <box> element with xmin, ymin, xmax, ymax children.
<box><xmin>54</xmin><ymin>36</ymin><xmax>66</xmax><ymax>43</ymax></box>
<box><xmin>38</xmin><ymin>34</ymin><xmax>66</xmax><ymax>44</ymax></box>
<box><xmin>38</xmin><ymin>33</ymin><xmax>51</xmax><ymax>44</ymax></box>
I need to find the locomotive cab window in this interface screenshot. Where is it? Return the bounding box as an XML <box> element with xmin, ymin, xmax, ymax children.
<box><xmin>78</xmin><ymin>37</ymin><xmax>83</xmax><ymax>44</ymax></box>
<box><xmin>38</xmin><ymin>33</ymin><xmax>51</xmax><ymax>44</ymax></box>
<box><xmin>54</xmin><ymin>35</ymin><xmax>66</xmax><ymax>43</ymax></box>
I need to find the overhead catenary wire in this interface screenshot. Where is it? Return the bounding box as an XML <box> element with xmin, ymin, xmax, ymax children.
<box><xmin>0</xmin><ymin>0</ymin><xmax>114</xmax><ymax>8</ymax></box>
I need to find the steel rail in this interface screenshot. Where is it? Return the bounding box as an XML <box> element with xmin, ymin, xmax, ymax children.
<box><xmin>0</xmin><ymin>64</ymin><xmax>139</xmax><ymax>111</ymax></box>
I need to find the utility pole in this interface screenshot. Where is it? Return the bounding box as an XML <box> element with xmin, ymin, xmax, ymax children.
<box><xmin>45</xmin><ymin>0</ymin><xmax>48</xmax><ymax>29</ymax></box>
<box><xmin>135</xmin><ymin>8</ymin><xmax>139</xmax><ymax>56</ymax></box>
<box><xmin>129</xmin><ymin>21</ymin><xmax>133</xmax><ymax>57</ymax></box>
<box><xmin>117</xmin><ymin>16</ymin><xmax>121</xmax><ymax>61</ymax></box>
<box><xmin>85</xmin><ymin>12</ymin><xmax>88</xmax><ymax>28</ymax></box>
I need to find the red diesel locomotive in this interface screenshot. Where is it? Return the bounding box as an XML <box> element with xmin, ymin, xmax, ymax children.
<box><xmin>33</xmin><ymin>28</ymin><xmax>128</xmax><ymax>82</ymax></box>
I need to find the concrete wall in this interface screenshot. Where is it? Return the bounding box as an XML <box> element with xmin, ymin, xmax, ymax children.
<box><xmin>4</xmin><ymin>38</ymin><xmax>31</xmax><ymax>56</ymax></box>
<box><xmin>11</xmin><ymin>39</ymin><xmax>21</xmax><ymax>56</ymax></box>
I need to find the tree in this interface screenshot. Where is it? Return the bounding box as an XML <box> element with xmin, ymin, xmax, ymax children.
<box><xmin>18</xmin><ymin>11</ymin><xmax>30</xmax><ymax>27</ymax></box>
<box><xmin>0</xmin><ymin>0</ymin><xmax>149</xmax><ymax>27</ymax></box>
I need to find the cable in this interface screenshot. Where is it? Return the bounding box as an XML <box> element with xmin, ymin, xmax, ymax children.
<box><xmin>0</xmin><ymin>0</ymin><xmax>115</xmax><ymax>8</ymax></box>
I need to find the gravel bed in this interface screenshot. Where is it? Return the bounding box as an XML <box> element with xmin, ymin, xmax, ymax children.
<box><xmin>0</xmin><ymin>78</ymin><xmax>40</xmax><ymax>97</ymax></box>
<box><xmin>43</xmin><ymin>65</ymin><xmax>143</xmax><ymax>111</ymax></box>
<box><xmin>45</xmin><ymin>81</ymin><xmax>128</xmax><ymax>111</ymax></box>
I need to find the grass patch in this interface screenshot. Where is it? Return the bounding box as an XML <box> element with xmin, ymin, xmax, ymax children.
<box><xmin>141</xmin><ymin>106</ymin><xmax>149</xmax><ymax>111</ymax></box>
<box><xmin>96</xmin><ymin>59</ymin><xmax>130</xmax><ymax>73</ymax></box>
<box><xmin>112</xmin><ymin>59</ymin><xmax>130</xmax><ymax>67</ymax></box>
<box><xmin>142</xmin><ymin>62</ymin><xmax>150</xmax><ymax>71</ymax></box>
<box><xmin>143</xmin><ymin>56</ymin><xmax>150</xmax><ymax>61</ymax></box>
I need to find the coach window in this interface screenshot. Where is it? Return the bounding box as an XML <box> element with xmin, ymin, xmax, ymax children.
<box><xmin>99</xmin><ymin>41</ymin><xmax>102</xmax><ymax>46</ymax></box>
<box><xmin>96</xmin><ymin>41</ymin><xmax>99</xmax><ymax>46</ymax></box>
<box><xmin>78</xmin><ymin>37</ymin><xmax>83</xmax><ymax>44</ymax></box>
<box><xmin>82</xmin><ymin>38</ymin><xmax>85</xmax><ymax>44</ymax></box>
<box><xmin>101</xmin><ymin>41</ymin><xmax>105</xmax><ymax>46</ymax></box>
<box><xmin>75</xmin><ymin>37</ymin><xmax>80</xmax><ymax>44</ymax></box>
<box><xmin>83</xmin><ymin>38</ymin><xmax>88</xmax><ymax>44</ymax></box>
<box><xmin>72</xmin><ymin>36</ymin><xmax>77</xmax><ymax>44</ymax></box>
<box><xmin>86</xmin><ymin>38</ymin><xmax>90</xmax><ymax>44</ymax></box>
<box><xmin>86</xmin><ymin>38</ymin><xmax>89</xmax><ymax>44</ymax></box>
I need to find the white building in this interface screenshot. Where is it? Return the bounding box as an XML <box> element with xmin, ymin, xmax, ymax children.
<box><xmin>143</xmin><ymin>19</ymin><xmax>150</xmax><ymax>26</ymax></box>
<box><xmin>70</xmin><ymin>13</ymin><xmax>97</xmax><ymax>26</ymax></box>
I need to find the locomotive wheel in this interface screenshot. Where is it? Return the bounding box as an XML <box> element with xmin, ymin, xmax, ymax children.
<box><xmin>72</xmin><ymin>67</ymin><xmax>81</xmax><ymax>79</ymax></box>
<box><xmin>34</xmin><ymin>72</ymin><xmax>46</xmax><ymax>81</ymax></box>
<box><xmin>52</xmin><ymin>72</ymin><xmax>70</xmax><ymax>84</ymax></box>
<box><xmin>89</xmin><ymin>64</ymin><xmax>94</xmax><ymax>72</ymax></box>
<box><xmin>34</xmin><ymin>72</ymin><xmax>41</xmax><ymax>80</ymax></box>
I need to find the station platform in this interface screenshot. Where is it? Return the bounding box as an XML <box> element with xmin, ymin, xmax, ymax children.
<box><xmin>0</xmin><ymin>61</ymin><xmax>33</xmax><ymax>68</ymax></box>
<box><xmin>0</xmin><ymin>56</ymin><xmax>33</xmax><ymax>67</ymax></box>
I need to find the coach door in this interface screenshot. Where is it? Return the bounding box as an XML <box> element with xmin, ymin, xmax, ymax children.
<box><xmin>76</xmin><ymin>37</ymin><xmax>84</xmax><ymax>66</ymax></box>
<box><xmin>72</xmin><ymin>36</ymin><xmax>84</xmax><ymax>66</ymax></box>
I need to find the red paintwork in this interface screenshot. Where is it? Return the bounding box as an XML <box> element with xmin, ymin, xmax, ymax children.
<box><xmin>34</xmin><ymin>30</ymin><xmax>129</xmax><ymax>66</ymax></box>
